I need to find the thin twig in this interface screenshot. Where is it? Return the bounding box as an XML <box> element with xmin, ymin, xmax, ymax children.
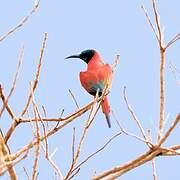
<box><xmin>158</xmin><ymin>113</ymin><xmax>180</xmax><ymax>146</ymax></box>
<box><xmin>158</xmin><ymin>146</ymin><xmax>180</xmax><ymax>156</ymax></box>
<box><xmin>21</xmin><ymin>32</ymin><xmax>48</xmax><ymax>116</ymax></box>
<box><xmin>72</xmin><ymin>132</ymin><xmax>122</xmax><ymax>174</ymax></box>
<box><xmin>0</xmin><ymin>132</ymin><xmax>17</xmax><ymax>179</ymax></box>
<box><xmin>0</xmin><ymin>45</ymin><xmax>24</xmax><ymax>118</ymax></box>
<box><xmin>166</xmin><ymin>33</ymin><xmax>180</xmax><ymax>49</ymax></box>
<box><xmin>141</xmin><ymin>5</ymin><xmax>159</xmax><ymax>42</ymax></box>
<box><xmin>0</xmin><ymin>85</ymin><xmax>16</xmax><ymax>120</ymax></box>
<box><xmin>42</xmin><ymin>145</ymin><xmax>64</xmax><ymax>180</ymax></box>
<box><xmin>123</xmin><ymin>87</ymin><xmax>148</xmax><ymax>142</ymax></box>
<box><xmin>71</xmin><ymin>127</ymin><xmax>76</xmax><ymax>166</ymax></box>
<box><xmin>0</xmin><ymin>0</ymin><xmax>40</xmax><ymax>42</ymax></box>
<box><xmin>112</xmin><ymin>54</ymin><xmax>120</xmax><ymax>74</ymax></box>
<box><xmin>112</xmin><ymin>110</ymin><xmax>153</xmax><ymax>148</ymax></box>
<box><xmin>42</xmin><ymin>105</ymin><xmax>49</xmax><ymax>129</ymax></box>
<box><xmin>152</xmin><ymin>159</ymin><xmax>158</xmax><ymax>180</ymax></box>
<box><xmin>5</xmin><ymin>33</ymin><xmax>48</xmax><ymax>143</ymax></box>
<box><xmin>31</xmin><ymin>84</ymin><xmax>41</xmax><ymax>180</ymax></box>
<box><xmin>23</xmin><ymin>167</ymin><xmax>31</xmax><ymax>180</ymax></box>
<box><xmin>65</xmin><ymin>94</ymin><xmax>100</xmax><ymax>179</ymax></box>
<box><xmin>169</xmin><ymin>62</ymin><xmax>180</xmax><ymax>85</ymax></box>
<box><xmin>69</xmin><ymin>89</ymin><xmax>80</xmax><ymax>109</ymax></box>
<box><xmin>148</xmin><ymin>130</ymin><xmax>158</xmax><ymax>180</ymax></box>
<box><xmin>152</xmin><ymin>0</ymin><xmax>162</xmax><ymax>46</ymax></box>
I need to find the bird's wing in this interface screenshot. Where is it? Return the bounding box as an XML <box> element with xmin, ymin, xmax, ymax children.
<box><xmin>80</xmin><ymin>64</ymin><xmax>112</xmax><ymax>95</ymax></box>
<box><xmin>97</xmin><ymin>64</ymin><xmax>112</xmax><ymax>86</ymax></box>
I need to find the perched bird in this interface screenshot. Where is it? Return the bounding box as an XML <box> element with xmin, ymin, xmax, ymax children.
<box><xmin>66</xmin><ymin>49</ymin><xmax>112</xmax><ymax>128</ymax></box>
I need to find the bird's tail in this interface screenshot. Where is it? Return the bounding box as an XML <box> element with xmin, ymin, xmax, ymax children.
<box><xmin>101</xmin><ymin>96</ymin><xmax>111</xmax><ymax>128</ymax></box>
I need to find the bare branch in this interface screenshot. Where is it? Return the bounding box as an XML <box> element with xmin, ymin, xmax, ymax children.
<box><xmin>71</xmin><ymin>128</ymin><xmax>76</xmax><ymax>166</ymax></box>
<box><xmin>69</xmin><ymin>89</ymin><xmax>80</xmax><ymax>109</ymax></box>
<box><xmin>158</xmin><ymin>113</ymin><xmax>180</xmax><ymax>146</ymax></box>
<box><xmin>0</xmin><ymin>45</ymin><xmax>24</xmax><ymax>118</ymax></box>
<box><xmin>152</xmin><ymin>159</ymin><xmax>158</xmax><ymax>180</ymax></box>
<box><xmin>169</xmin><ymin>62</ymin><xmax>180</xmax><ymax>85</ymax></box>
<box><xmin>166</xmin><ymin>33</ymin><xmax>180</xmax><ymax>49</ymax></box>
<box><xmin>42</xmin><ymin>145</ymin><xmax>64</xmax><ymax>180</ymax></box>
<box><xmin>158</xmin><ymin>46</ymin><xmax>165</xmax><ymax>141</ymax></box>
<box><xmin>30</xmin><ymin>84</ymin><xmax>41</xmax><ymax>180</ymax></box>
<box><xmin>23</xmin><ymin>167</ymin><xmax>30</xmax><ymax>180</ymax></box>
<box><xmin>123</xmin><ymin>87</ymin><xmax>148</xmax><ymax>142</ymax></box>
<box><xmin>93</xmin><ymin>113</ymin><xmax>179</xmax><ymax>179</ymax></box>
<box><xmin>112</xmin><ymin>54</ymin><xmax>120</xmax><ymax>74</ymax></box>
<box><xmin>4</xmin><ymin>33</ymin><xmax>48</xmax><ymax>143</ymax></box>
<box><xmin>141</xmin><ymin>5</ymin><xmax>159</xmax><ymax>42</ymax></box>
<box><xmin>0</xmin><ymin>0</ymin><xmax>40</xmax><ymax>42</ymax></box>
<box><xmin>65</xmin><ymin>94</ymin><xmax>101</xmax><ymax>179</ymax></box>
<box><xmin>152</xmin><ymin>0</ymin><xmax>163</xmax><ymax>46</ymax></box>
<box><xmin>0</xmin><ymin>85</ymin><xmax>16</xmax><ymax>120</ymax></box>
<box><xmin>72</xmin><ymin>132</ymin><xmax>122</xmax><ymax>174</ymax></box>
<box><xmin>21</xmin><ymin>32</ymin><xmax>48</xmax><ymax>116</ymax></box>
<box><xmin>0</xmin><ymin>132</ymin><xmax>17</xmax><ymax>179</ymax></box>
<box><xmin>10</xmin><ymin>95</ymin><xmax>104</xmax><ymax>165</ymax></box>
<box><xmin>112</xmin><ymin>110</ymin><xmax>153</xmax><ymax>148</ymax></box>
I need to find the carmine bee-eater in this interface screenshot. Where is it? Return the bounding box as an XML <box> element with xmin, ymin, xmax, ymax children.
<box><xmin>65</xmin><ymin>49</ymin><xmax>112</xmax><ymax>128</ymax></box>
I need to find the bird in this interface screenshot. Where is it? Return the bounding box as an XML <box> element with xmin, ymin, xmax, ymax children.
<box><xmin>65</xmin><ymin>49</ymin><xmax>112</xmax><ymax>128</ymax></box>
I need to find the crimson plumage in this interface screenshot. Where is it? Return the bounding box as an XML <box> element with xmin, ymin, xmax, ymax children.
<box><xmin>66</xmin><ymin>49</ymin><xmax>112</xmax><ymax>128</ymax></box>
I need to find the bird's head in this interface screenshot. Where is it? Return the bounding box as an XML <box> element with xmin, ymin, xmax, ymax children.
<box><xmin>65</xmin><ymin>49</ymin><xmax>96</xmax><ymax>64</ymax></box>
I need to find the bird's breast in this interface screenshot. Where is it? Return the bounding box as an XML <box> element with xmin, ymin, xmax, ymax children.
<box><xmin>79</xmin><ymin>64</ymin><xmax>112</xmax><ymax>96</ymax></box>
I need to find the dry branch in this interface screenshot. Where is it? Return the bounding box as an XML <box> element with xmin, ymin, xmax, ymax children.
<box><xmin>0</xmin><ymin>0</ymin><xmax>40</xmax><ymax>43</ymax></box>
<box><xmin>92</xmin><ymin>142</ymin><xmax>179</xmax><ymax>180</ymax></box>
<box><xmin>93</xmin><ymin>0</ymin><xmax>180</xmax><ymax>179</ymax></box>
<box><xmin>0</xmin><ymin>132</ymin><xmax>17</xmax><ymax>180</ymax></box>
<box><xmin>21</xmin><ymin>32</ymin><xmax>48</xmax><ymax>116</ymax></box>
<box><xmin>0</xmin><ymin>85</ymin><xmax>16</xmax><ymax>120</ymax></box>
<box><xmin>65</xmin><ymin>93</ymin><xmax>101</xmax><ymax>179</ymax></box>
<box><xmin>4</xmin><ymin>32</ymin><xmax>48</xmax><ymax>143</ymax></box>
<box><xmin>0</xmin><ymin>45</ymin><xmax>24</xmax><ymax>118</ymax></box>
<box><xmin>72</xmin><ymin>132</ymin><xmax>122</xmax><ymax>175</ymax></box>
<box><xmin>123</xmin><ymin>87</ymin><xmax>148</xmax><ymax>144</ymax></box>
<box><xmin>30</xmin><ymin>84</ymin><xmax>41</xmax><ymax>180</ymax></box>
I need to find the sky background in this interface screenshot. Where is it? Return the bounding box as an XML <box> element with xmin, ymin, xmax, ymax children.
<box><xmin>0</xmin><ymin>0</ymin><xmax>179</xmax><ymax>179</ymax></box>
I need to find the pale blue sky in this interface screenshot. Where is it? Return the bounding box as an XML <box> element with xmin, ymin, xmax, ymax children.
<box><xmin>0</xmin><ymin>0</ymin><xmax>179</xmax><ymax>179</ymax></box>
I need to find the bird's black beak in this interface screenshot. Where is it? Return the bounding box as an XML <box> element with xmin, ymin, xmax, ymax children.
<box><xmin>65</xmin><ymin>54</ymin><xmax>80</xmax><ymax>59</ymax></box>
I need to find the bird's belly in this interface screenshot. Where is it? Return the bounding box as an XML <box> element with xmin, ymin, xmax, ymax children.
<box><xmin>86</xmin><ymin>80</ymin><xmax>104</xmax><ymax>96</ymax></box>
